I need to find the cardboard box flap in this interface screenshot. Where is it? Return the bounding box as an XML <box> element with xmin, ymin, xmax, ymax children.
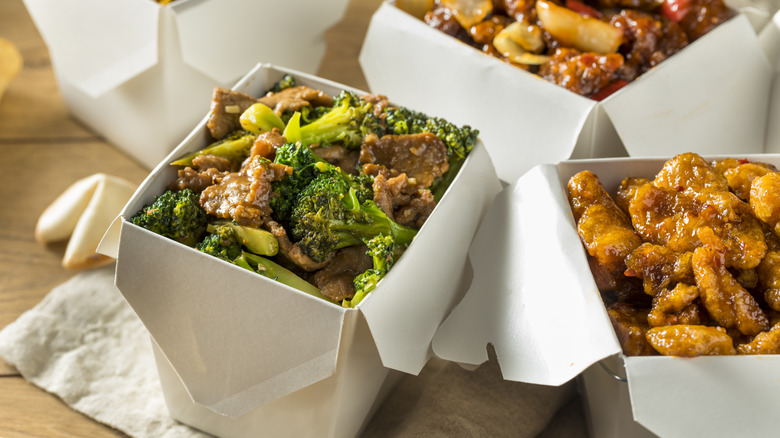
<box><xmin>359</xmin><ymin>2</ymin><xmax>597</xmax><ymax>183</ymax></box>
<box><xmin>359</xmin><ymin>143</ymin><xmax>502</xmax><ymax>375</ymax></box>
<box><xmin>23</xmin><ymin>0</ymin><xmax>159</xmax><ymax>98</ymax></box>
<box><xmin>759</xmin><ymin>10</ymin><xmax>780</xmax><ymax>68</ymax></box>
<box><xmin>727</xmin><ymin>0</ymin><xmax>780</xmax><ymax>31</ymax></box>
<box><xmin>169</xmin><ymin>0</ymin><xmax>350</xmax><ymax>84</ymax></box>
<box><xmin>116</xmin><ymin>225</ymin><xmax>349</xmax><ymax>418</ymax></box>
<box><xmin>432</xmin><ymin>164</ymin><xmax>621</xmax><ymax>385</ymax></box>
<box><xmin>625</xmin><ymin>356</ymin><xmax>780</xmax><ymax>437</ymax></box>
<box><xmin>96</xmin><ymin>215</ymin><xmax>122</xmax><ymax>259</ymax></box>
<box><xmin>601</xmin><ymin>14</ymin><xmax>771</xmax><ymax>159</ymax></box>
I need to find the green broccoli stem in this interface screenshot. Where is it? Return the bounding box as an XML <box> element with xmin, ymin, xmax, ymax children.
<box><xmin>330</xmin><ymin>216</ymin><xmax>417</xmax><ymax>248</ymax></box>
<box><xmin>343</xmin><ymin>271</ymin><xmax>380</xmax><ymax>308</ymax></box>
<box><xmin>207</xmin><ymin>222</ymin><xmax>278</xmax><ymax>256</ymax></box>
<box><xmin>337</xmin><ymin>189</ymin><xmax>418</xmax><ymax>245</ymax></box>
<box><xmin>299</xmin><ymin>105</ymin><xmax>359</xmax><ymax>148</ymax></box>
<box><xmin>239</xmin><ymin>252</ymin><xmax>335</xmax><ymax>303</ymax></box>
<box><xmin>170</xmin><ymin>131</ymin><xmax>256</xmax><ymax>167</ymax></box>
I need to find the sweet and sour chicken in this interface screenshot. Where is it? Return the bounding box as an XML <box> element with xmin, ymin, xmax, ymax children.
<box><xmin>568</xmin><ymin>153</ymin><xmax>780</xmax><ymax>356</ymax></box>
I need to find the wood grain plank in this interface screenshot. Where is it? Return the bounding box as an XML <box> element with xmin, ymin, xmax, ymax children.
<box><xmin>319</xmin><ymin>0</ymin><xmax>384</xmax><ymax>91</ymax></box>
<box><xmin>0</xmin><ymin>0</ymin><xmax>94</xmax><ymax>141</ymax></box>
<box><xmin>0</xmin><ymin>377</ymin><xmax>128</xmax><ymax>438</ymax></box>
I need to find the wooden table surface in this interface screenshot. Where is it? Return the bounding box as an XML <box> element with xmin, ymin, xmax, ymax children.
<box><xmin>0</xmin><ymin>0</ymin><xmax>382</xmax><ymax>435</ymax></box>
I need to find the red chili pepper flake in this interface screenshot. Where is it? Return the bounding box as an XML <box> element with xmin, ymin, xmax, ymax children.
<box><xmin>738</xmin><ymin>158</ymin><xmax>749</xmax><ymax>164</ymax></box>
<box><xmin>675</xmin><ymin>185</ymin><xmax>685</xmax><ymax>191</ymax></box>
<box><xmin>624</xmin><ymin>268</ymin><xmax>637</xmax><ymax>277</ymax></box>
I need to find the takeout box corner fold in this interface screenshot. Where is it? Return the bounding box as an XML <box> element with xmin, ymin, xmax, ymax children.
<box><xmin>432</xmin><ymin>163</ymin><xmax>622</xmax><ymax>386</ymax></box>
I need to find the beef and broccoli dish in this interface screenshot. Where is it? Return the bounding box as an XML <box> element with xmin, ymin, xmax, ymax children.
<box><xmin>410</xmin><ymin>0</ymin><xmax>733</xmax><ymax>99</ymax></box>
<box><xmin>130</xmin><ymin>75</ymin><xmax>478</xmax><ymax>307</ymax></box>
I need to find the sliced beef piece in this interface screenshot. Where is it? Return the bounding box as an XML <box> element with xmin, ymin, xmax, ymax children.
<box><xmin>206</xmin><ymin>86</ymin><xmax>334</xmax><ymax>140</ymax></box>
<box><xmin>199</xmin><ymin>156</ymin><xmax>290</xmax><ymax>228</ymax></box>
<box><xmin>363</xmin><ymin>94</ymin><xmax>390</xmax><ymax>119</ymax></box>
<box><xmin>372</xmin><ymin>172</ymin><xmax>410</xmax><ymax>220</ymax></box>
<box><xmin>263</xmin><ymin>220</ymin><xmax>334</xmax><ymax>272</ymax></box>
<box><xmin>171</xmin><ymin>166</ymin><xmax>230</xmax><ymax>193</ymax></box>
<box><xmin>313</xmin><ymin>145</ymin><xmax>361</xmax><ymax>175</ymax></box>
<box><xmin>258</xmin><ymin>85</ymin><xmax>333</xmax><ymax>115</ymax></box>
<box><xmin>360</xmin><ymin>133</ymin><xmax>449</xmax><ymax>190</ymax></box>
<box><xmin>206</xmin><ymin>87</ymin><xmax>258</xmax><ymax>140</ymax></box>
<box><xmin>200</xmin><ymin>172</ymin><xmax>266</xmax><ymax>227</ymax></box>
<box><xmin>170</xmin><ymin>154</ymin><xmax>235</xmax><ymax>193</ymax></box>
<box><xmin>310</xmin><ymin>246</ymin><xmax>374</xmax><ymax>301</ymax></box>
<box><xmin>395</xmin><ymin>189</ymin><xmax>437</xmax><ymax>229</ymax></box>
<box><xmin>192</xmin><ymin>154</ymin><xmax>234</xmax><ymax>172</ymax></box>
<box><xmin>250</xmin><ymin>129</ymin><xmax>288</xmax><ymax>161</ymax></box>
<box><xmin>372</xmin><ymin>172</ymin><xmax>437</xmax><ymax>228</ymax></box>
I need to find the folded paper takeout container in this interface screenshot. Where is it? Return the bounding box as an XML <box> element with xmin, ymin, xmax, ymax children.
<box><xmin>22</xmin><ymin>0</ymin><xmax>349</xmax><ymax>170</ymax></box>
<box><xmin>431</xmin><ymin>155</ymin><xmax>780</xmax><ymax>437</ymax></box>
<box><xmin>359</xmin><ymin>0</ymin><xmax>773</xmax><ymax>182</ymax></box>
<box><xmin>759</xmin><ymin>10</ymin><xmax>780</xmax><ymax>153</ymax></box>
<box><xmin>98</xmin><ymin>64</ymin><xmax>502</xmax><ymax>438</ymax></box>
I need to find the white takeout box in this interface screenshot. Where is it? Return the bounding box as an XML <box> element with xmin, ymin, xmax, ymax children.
<box><xmin>359</xmin><ymin>1</ymin><xmax>773</xmax><ymax>182</ymax></box>
<box><xmin>759</xmin><ymin>10</ymin><xmax>780</xmax><ymax>152</ymax></box>
<box><xmin>99</xmin><ymin>64</ymin><xmax>502</xmax><ymax>438</ymax></box>
<box><xmin>22</xmin><ymin>0</ymin><xmax>350</xmax><ymax>170</ymax></box>
<box><xmin>431</xmin><ymin>154</ymin><xmax>780</xmax><ymax>437</ymax></box>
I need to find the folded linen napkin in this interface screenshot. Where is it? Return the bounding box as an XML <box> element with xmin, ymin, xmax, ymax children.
<box><xmin>0</xmin><ymin>266</ymin><xmax>585</xmax><ymax>437</ymax></box>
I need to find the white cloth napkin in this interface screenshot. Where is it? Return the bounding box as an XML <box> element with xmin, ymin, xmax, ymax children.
<box><xmin>0</xmin><ymin>265</ymin><xmax>207</xmax><ymax>438</ymax></box>
<box><xmin>0</xmin><ymin>265</ymin><xmax>585</xmax><ymax>438</ymax></box>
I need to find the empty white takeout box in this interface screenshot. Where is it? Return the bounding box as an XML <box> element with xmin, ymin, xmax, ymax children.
<box><xmin>22</xmin><ymin>0</ymin><xmax>350</xmax><ymax>170</ymax></box>
<box><xmin>99</xmin><ymin>64</ymin><xmax>502</xmax><ymax>438</ymax></box>
<box><xmin>359</xmin><ymin>0</ymin><xmax>773</xmax><ymax>182</ymax></box>
<box><xmin>432</xmin><ymin>154</ymin><xmax>780</xmax><ymax>437</ymax></box>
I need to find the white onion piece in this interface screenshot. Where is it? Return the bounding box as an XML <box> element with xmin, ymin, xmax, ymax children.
<box><xmin>536</xmin><ymin>0</ymin><xmax>622</xmax><ymax>54</ymax></box>
<box><xmin>493</xmin><ymin>24</ymin><xmax>551</xmax><ymax>65</ymax></box>
<box><xmin>440</xmin><ymin>0</ymin><xmax>493</xmax><ymax>28</ymax></box>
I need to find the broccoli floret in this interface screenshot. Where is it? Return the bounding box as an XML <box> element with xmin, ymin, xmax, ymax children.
<box><xmin>268</xmin><ymin>74</ymin><xmax>296</xmax><ymax>93</ymax></box>
<box><xmin>344</xmin><ymin>234</ymin><xmax>396</xmax><ymax>308</ymax></box>
<box><xmin>130</xmin><ymin>189</ymin><xmax>208</xmax><ymax>246</ymax></box>
<box><xmin>290</xmin><ymin>162</ymin><xmax>417</xmax><ymax>263</ymax></box>
<box><xmin>289</xmin><ymin>91</ymin><xmax>378</xmax><ymax>149</ymax></box>
<box><xmin>271</xmin><ymin>142</ymin><xmax>374</xmax><ymax>224</ymax></box>
<box><xmin>384</xmin><ymin>107</ymin><xmax>478</xmax><ymax>161</ymax></box>
<box><xmin>343</xmin><ymin>171</ymin><xmax>374</xmax><ymax>205</ymax></box>
<box><xmin>271</xmin><ymin>142</ymin><xmax>322</xmax><ymax>223</ymax></box>
<box><xmin>196</xmin><ymin>225</ymin><xmax>243</xmax><ymax>262</ymax></box>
